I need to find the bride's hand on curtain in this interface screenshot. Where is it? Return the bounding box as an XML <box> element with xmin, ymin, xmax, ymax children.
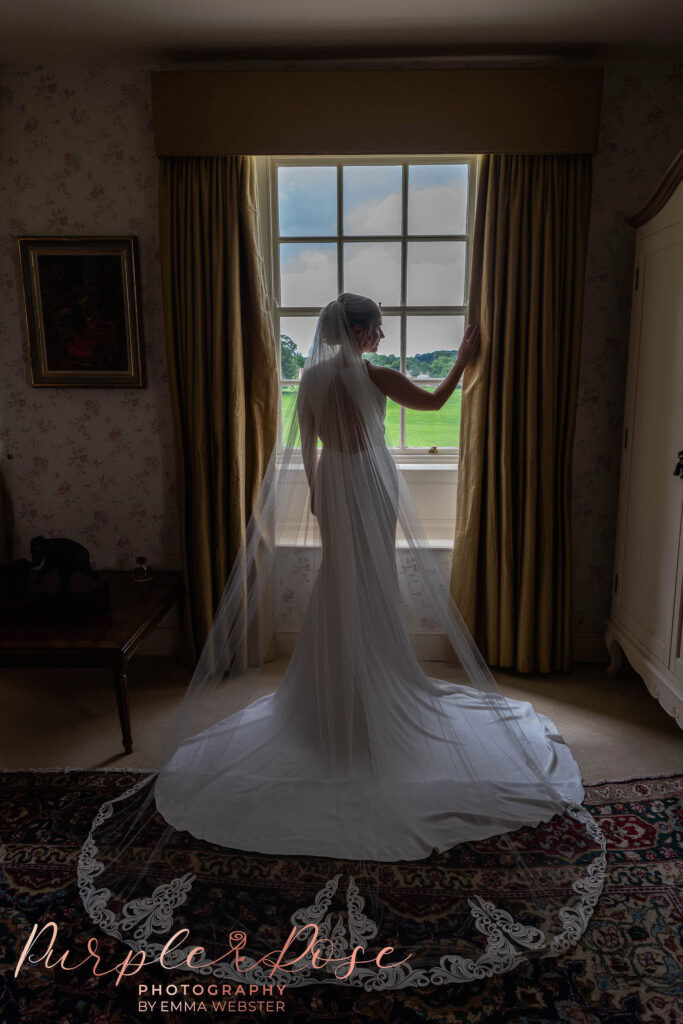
<box><xmin>457</xmin><ymin>323</ymin><xmax>481</xmax><ymax>366</ymax></box>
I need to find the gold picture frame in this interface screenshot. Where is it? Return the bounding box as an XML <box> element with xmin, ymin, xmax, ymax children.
<box><xmin>18</xmin><ymin>236</ymin><xmax>145</xmax><ymax>387</ymax></box>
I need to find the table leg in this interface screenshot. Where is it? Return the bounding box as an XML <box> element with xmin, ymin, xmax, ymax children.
<box><xmin>114</xmin><ymin>658</ymin><xmax>133</xmax><ymax>754</ymax></box>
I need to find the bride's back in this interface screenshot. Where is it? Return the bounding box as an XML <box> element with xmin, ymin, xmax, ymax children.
<box><xmin>299</xmin><ymin>356</ymin><xmax>383</xmax><ymax>454</ymax></box>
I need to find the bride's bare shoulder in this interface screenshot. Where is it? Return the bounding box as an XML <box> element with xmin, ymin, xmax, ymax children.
<box><xmin>366</xmin><ymin>362</ymin><xmax>401</xmax><ymax>394</ymax></box>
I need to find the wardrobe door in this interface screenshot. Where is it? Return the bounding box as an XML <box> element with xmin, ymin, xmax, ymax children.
<box><xmin>673</xmin><ymin>527</ymin><xmax>683</xmax><ymax>683</ymax></box>
<box><xmin>616</xmin><ymin>208</ymin><xmax>683</xmax><ymax>665</ymax></box>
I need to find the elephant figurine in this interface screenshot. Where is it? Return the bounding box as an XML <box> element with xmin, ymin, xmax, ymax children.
<box><xmin>30</xmin><ymin>536</ymin><xmax>99</xmax><ymax>593</ymax></box>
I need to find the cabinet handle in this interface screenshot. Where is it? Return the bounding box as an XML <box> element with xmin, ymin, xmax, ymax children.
<box><xmin>674</xmin><ymin>451</ymin><xmax>683</xmax><ymax>477</ymax></box>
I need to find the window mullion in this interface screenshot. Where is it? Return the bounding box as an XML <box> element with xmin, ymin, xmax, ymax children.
<box><xmin>400</xmin><ymin>161</ymin><xmax>409</xmax><ymax>450</ymax></box>
<box><xmin>463</xmin><ymin>155</ymin><xmax>476</xmax><ymax>315</ymax></box>
<box><xmin>266</xmin><ymin>158</ymin><xmax>285</xmax><ymax>451</ymax></box>
<box><xmin>337</xmin><ymin>164</ymin><xmax>343</xmax><ymax>295</ymax></box>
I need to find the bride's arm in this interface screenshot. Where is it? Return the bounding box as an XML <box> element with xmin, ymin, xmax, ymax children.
<box><xmin>368</xmin><ymin>324</ymin><xmax>480</xmax><ymax>411</ymax></box>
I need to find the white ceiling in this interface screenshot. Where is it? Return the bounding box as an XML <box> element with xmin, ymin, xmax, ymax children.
<box><xmin>1</xmin><ymin>0</ymin><xmax>682</xmax><ymax>64</ymax></box>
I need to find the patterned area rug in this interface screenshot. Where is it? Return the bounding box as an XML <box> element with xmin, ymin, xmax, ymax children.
<box><xmin>0</xmin><ymin>772</ymin><xmax>680</xmax><ymax>1024</ymax></box>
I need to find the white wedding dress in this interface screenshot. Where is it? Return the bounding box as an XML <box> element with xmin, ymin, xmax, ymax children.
<box><xmin>79</xmin><ymin>299</ymin><xmax>604</xmax><ymax>989</ymax></box>
<box><xmin>153</xmin><ymin>329</ymin><xmax>583</xmax><ymax>862</ymax></box>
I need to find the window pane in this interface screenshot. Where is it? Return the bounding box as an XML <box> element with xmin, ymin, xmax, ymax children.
<box><xmin>405</xmin><ymin>387</ymin><xmax>462</xmax><ymax>448</ymax></box>
<box><xmin>343</xmin><ymin>165</ymin><xmax>402</xmax><ymax>235</ymax></box>
<box><xmin>278</xmin><ymin>166</ymin><xmax>337</xmax><ymax>237</ymax></box>
<box><xmin>405</xmin><ymin>315</ymin><xmax>465</xmax><ymax>448</ymax></box>
<box><xmin>280</xmin><ymin>243</ymin><xmax>337</xmax><ymax>306</ymax></box>
<box><xmin>281</xmin><ymin>385</ymin><xmax>301</xmax><ymax>445</ymax></box>
<box><xmin>406</xmin><ymin>241</ymin><xmax>466</xmax><ymax>306</ymax></box>
<box><xmin>406</xmin><ymin>315</ymin><xmax>465</xmax><ymax>375</ymax></box>
<box><xmin>343</xmin><ymin>242</ymin><xmax>401</xmax><ymax>305</ymax></box>
<box><xmin>279</xmin><ymin>316</ymin><xmax>316</xmax><ymax>377</ymax></box>
<box><xmin>382</xmin><ymin>399</ymin><xmax>401</xmax><ymax>448</ymax></box>
<box><xmin>280</xmin><ymin>316</ymin><xmax>310</xmax><ymax>446</ymax></box>
<box><xmin>408</xmin><ymin>163</ymin><xmax>468</xmax><ymax>235</ymax></box>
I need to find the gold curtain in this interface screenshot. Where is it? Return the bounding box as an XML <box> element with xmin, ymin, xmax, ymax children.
<box><xmin>450</xmin><ymin>154</ymin><xmax>592</xmax><ymax>674</ymax></box>
<box><xmin>159</xmin><ymin>155</ymin><xmax>279</xmax><ymax>664</ymax></box>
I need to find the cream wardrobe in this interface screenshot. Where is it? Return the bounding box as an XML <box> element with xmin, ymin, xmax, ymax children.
<box><xmin>605</xmin><ymin>152</ymin><xmax>683</xmax><ymax>729</ymax></box>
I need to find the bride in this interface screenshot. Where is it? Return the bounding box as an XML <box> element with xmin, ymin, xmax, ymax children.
<box><xmin>79</xmin><ymin>293</ymin><xmax>605</xmax><ymax>989</ymax></box>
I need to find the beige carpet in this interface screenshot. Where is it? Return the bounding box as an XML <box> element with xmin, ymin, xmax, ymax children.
<box><xmin>2</xmin><ymin>656</ymin><xmax>682</xmax><ymax>783</ymax></box>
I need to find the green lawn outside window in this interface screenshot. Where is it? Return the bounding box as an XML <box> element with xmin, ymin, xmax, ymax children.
<box><xmin>282</xmin><ymin>386</ymin><xmax>462</xmax><ymax>450</ymax></box>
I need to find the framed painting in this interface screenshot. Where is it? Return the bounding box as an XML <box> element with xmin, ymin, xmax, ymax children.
<box><xmin>18</xmin><ymin>236</ymin><xmax>145</xmax><ymax>387</ymax></box>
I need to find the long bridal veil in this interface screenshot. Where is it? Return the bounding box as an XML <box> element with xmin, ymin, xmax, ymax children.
<box><xmin>78</xmin><ymin>295</ymin><xmax>605</xmax><ymax>991</ymax></box>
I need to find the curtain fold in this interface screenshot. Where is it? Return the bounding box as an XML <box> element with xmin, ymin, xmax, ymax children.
<box><xmin>159</xmin><ymin>155</ymin><xmax>279</xmax><ymax>664</ymax></box>
<box><xmin>450</xmin><ymin>154</ymin><xmax>592</xmax><ymax>673</ymax></box>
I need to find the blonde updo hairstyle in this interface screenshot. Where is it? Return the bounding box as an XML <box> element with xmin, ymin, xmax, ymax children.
<box><xmin>318</xmin><ymin>293</ymin><xmax>381</xmax><ymax>348</ymax></box>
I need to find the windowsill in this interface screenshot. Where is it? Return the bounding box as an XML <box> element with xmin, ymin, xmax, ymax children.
<box><xmin>397</xmin><ymin>462</ymin><xmax>458</xmax><ymax>470</ymax></box>
<box><xmin>277</xmin><ymin>534</ymin><xmax>454</xmax><ymax>550</ymax></box>
<box><xmin>277</xmin><ymin>454</ymin><xmax>459</xmax><ymax>470</ymax></box>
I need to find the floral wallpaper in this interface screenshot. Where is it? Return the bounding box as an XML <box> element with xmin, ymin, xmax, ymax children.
<box><xmin>0</xmin><ymin>66</ymin><xmax>179</xmax><ymax>575</ymax></box>
<box><xmin>0</xmin><ymin>59</ymin><xmax>681</xmax><ymax>659</ymax></box>
<box><xmin>276</xmin><ymin>547</ymin><xmax>453</xmax><ymax>637</ymax></box>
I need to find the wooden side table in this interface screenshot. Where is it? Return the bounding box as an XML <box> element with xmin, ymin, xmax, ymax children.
<box><xmin>0</xmin><ymin>570</ymin><xmax>183</xmax><ymax>754</ymax></box>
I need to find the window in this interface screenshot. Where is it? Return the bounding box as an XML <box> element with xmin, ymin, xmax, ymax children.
<box><xmin>266</xmin><ymin>156</ymin><xmax>476</xmax><ymax>461</ymax></box>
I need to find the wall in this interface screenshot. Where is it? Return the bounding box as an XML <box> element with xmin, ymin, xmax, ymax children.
<box><xmin>0</xmin><ymin>66</ymin><xmax>179</xmax><ymax>577</ymax></box>
<box><xmin>1</xmin><ymin>58</ymin><xmax>681</xmax><ymax>662</ymax></box>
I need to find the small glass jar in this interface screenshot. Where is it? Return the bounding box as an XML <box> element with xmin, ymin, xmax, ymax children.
<box><xmin>133</xmin><ymin>556</ymin><xmax>153</xmax><ymax>582</ymax></box>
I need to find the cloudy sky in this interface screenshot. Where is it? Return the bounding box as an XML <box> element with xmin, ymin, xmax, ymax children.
<box><xmin>278</xmin><ymin>162</ymin><xmax>469</xmax><ymax>358</ymax></box>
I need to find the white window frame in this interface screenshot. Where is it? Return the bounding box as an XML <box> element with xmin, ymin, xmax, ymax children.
<box><xmin>254</xmin><ymin>154</ymin><xmax>477</xmax><ymax>542</ymax></box>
